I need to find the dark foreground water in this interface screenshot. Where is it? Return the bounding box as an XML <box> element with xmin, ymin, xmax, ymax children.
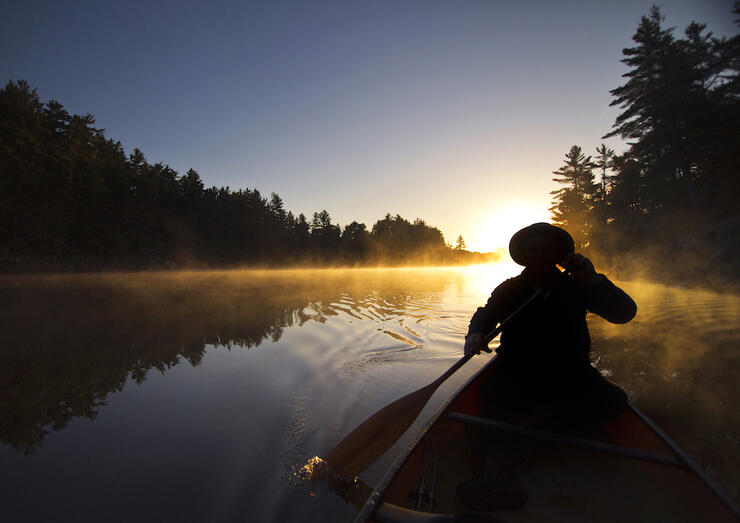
<box><xmin>1</xmin><ymin>264</ymin><xmax>738</xmax><ymax>521</ymax></box>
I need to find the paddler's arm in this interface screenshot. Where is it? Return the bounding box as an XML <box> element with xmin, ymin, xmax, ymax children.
<box><xmin>564</xmin><ymin>253</ymin><xmax>637</xmax><ymax>324</ymax></box>
<box><xmin>464</xmin><ymin>280</ymin><xmax>514</xmax><ymax>356</ymax></box>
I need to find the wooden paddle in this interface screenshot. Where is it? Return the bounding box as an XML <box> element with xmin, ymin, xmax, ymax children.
<box><xmin>325</xmin><ymin>270</ymin><xmax>568</xmax><ymax>478</ymax></box>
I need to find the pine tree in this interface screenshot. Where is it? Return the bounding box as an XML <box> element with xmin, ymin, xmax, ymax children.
<box><xmin>310</xmin><ymin>210</ymin><xmax>341</xmax><ymax>253</ymax></box>
<box><xmin>455</xmin><ymin>235</ymin><xmax>466</xmax><ymax>250</ymax></box>
<box><xmin>0</xmin><ymin>80</ymin><xmax>44</xmax><ymax>252</ymax></box>
<box><xmin>268</xmin><ymin>193</ymin><xmax>287</xmax><ymax>224</ymax></box>
<box><xmin>550</xmin><ymin>145</ymin><xmax>596</xmax><ymax>250</ymax></box>
<box><xmin>590</xmin><ymin>144</ymin><xmax>615</xmax><ymax>246</ymax></box>
<box><xmin>594</xmin><ymin>144</ymin><xmax>615</xmax><ymax>193</ymax></box>
<box><xmin>604</xmin><ymin>6</ymin><xmax>701</xmax><ymax>216</ymax></box>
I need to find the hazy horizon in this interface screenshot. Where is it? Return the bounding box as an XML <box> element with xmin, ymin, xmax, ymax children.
<box><xmin>2</xmin><ymin>0</ymin><xmax>736</xmax><ymax>252</ymax></box>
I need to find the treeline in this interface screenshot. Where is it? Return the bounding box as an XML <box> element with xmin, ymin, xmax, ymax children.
<box><xmin>0</xmin><ymin>81</ymin><xmax>492</xmax><ymax>270</ymax></box>
<box><xmin>550</xmin><ymin>5</ymin><xmax>740</xmax><ymax>279</ymax></box>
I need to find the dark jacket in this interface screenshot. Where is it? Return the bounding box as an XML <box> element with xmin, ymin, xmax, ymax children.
<box><xmin>467</xmin><ymin>268</ymin><xmax>636</xmax><ymax>379</ymax></box>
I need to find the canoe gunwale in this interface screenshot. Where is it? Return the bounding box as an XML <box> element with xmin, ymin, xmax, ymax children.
<box><xmin>352</xmin><ymin>355</ymin><xmax>500</xmax><ymax>523</ymax></box>
<box><xmin>629</xmin><ymin>403</ymin><xmax>740</xmax><ymax>518</ymax></box>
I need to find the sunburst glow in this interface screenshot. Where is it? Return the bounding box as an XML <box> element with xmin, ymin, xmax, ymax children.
<box><xmin>469</xmin><ymin>201</ymin><xmax>552</xmax><ymax>254</ymax></box>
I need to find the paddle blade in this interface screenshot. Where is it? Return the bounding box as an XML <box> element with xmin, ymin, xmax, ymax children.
<box><xmin>326</xmin><ymin>382</ymin><xmax>438</xmax><ymax>478</ymax></box>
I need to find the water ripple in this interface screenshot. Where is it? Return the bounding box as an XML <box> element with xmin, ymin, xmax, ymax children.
<box><xmin>279</xmin><ymin>396</ymin><xmax>313</xmax><ymax>480</ymax></box>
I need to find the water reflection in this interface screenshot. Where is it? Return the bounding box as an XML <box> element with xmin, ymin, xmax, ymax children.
<box><xmin>0</xmin><ymin>269</ymin><xmax>470</xmax><ymax>455</ymax></box>
<box><xmin>2</xmin><ymin>267</ymin><xmax>738</xmax><ymax>520</ymax></box>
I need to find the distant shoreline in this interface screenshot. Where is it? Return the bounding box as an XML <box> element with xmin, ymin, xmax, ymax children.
<box><xmin>0</xmin><ymin>251</ymin><xmax>501</xmax><ymax>276</ymax></box>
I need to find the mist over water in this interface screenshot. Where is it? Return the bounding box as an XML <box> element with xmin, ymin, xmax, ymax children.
<box><xmin>589</xmin><ymin>280</ymin><xmax>740</xmax><ymax>502</ymax></box>
<box><xmin>1</xmin><ymin>265</ymin><xmax>737</xmax><ymax>521</ymax></box>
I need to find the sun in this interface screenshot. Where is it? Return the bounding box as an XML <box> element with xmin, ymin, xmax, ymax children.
<box><xmin>470</xmin><ymin>201</ymin><xmax>552</xmax><ymax>253</ymax></box>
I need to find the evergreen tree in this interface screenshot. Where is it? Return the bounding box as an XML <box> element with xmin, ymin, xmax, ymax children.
<box><xmin>591</xmin><ymin>144</ymin><xmax>616</xmax><ymax>246</ymax></box>
<box><xmin>455</xmin><ymin>235</ymin><xmax>466</xmax><ymax>250</ymax></box>
<box><xmin>604</xmin><ymin>4</ymin><xmax>740</xmax><ymax>226</ymax></box>
<box><xmin>550</xmin><ymin>145</ymin><xmax>596</xmax><ymax>250</ymax></box>
<box><xmin>268</xmin><ymin>193</ymin><xmax>287</xmax><ymax>225</ymax></box>
<box><xmin>180</xmin><ymin>168</ymin><xmax>204</xmax><ymax>203</ymax></box>
<box><xmin>594</xmin><ymin>144</ymin><xmax>615</xmax><ymax>194</ymax></box>
<box><xmin>604</xmin><ymin>6</ymin><xmax>703</xmax><ymax>217</ymax></box>
<box><xmin>310</xmin><ymin>210</ymin><xmax>341</xmax><ymax>254</ymax></box>
<box><xmin>341</xmin><ymin>221</ymin><xmax>369</xmax><ymax>259</ymax></box>
<box><xmin>0</xmin><ymin>81</ymin><xmax>43</xmax><ymax>253</ymax></box>
<box><xmin>293</xmin><ymin>213</ymin><xmax>311</xmax><ymax>256</ymax></box>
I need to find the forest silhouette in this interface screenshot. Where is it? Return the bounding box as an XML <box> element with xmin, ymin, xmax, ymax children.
<box><xmin>4</xmin><ymin>6</ymin><xmax>736</xmax><ymax>276</ymax></box>
<box><xmin>549</xmin><ymin>5</ymin><xmax>739</xmax><ymax>284</ymax></box>
<box><xmin>1</xmin><ymin>2</ymin><xmax>739</xmax><ymax>495</ymax></box>
<box><xmin>0</xmin><ymin>81</ymin><xmax>491</xmax><ymax>271</ymax></box>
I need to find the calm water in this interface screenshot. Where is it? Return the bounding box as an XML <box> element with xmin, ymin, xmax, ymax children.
<box><xmin>1</xmin><ymin>264</ymin><xmax>738</xmax><ymax>521</ymax></box>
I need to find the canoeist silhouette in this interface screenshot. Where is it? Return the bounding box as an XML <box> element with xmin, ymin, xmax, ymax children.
<box><xmin>319</xmin><ymin>223</ymin><xmax>737</xmax><ymax>522</ymax></box>
<box><xmin>459</xmin><ymin>222</ymin><xmax>637</xmax><ymax>510</ymax></box>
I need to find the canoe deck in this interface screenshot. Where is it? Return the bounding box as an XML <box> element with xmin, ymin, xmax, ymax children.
<box><xmin>364</xmin><ymin>359</ymin><xmax>739</xmax><ymax>522</ymax></box>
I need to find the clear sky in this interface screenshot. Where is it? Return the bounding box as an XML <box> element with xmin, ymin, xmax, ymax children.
<box><xmin>2</xmin><ymin>0</ymin><xmax>736</xmax><ymax>252</ymax></box>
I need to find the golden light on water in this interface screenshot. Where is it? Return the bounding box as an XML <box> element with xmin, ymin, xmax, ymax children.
<box><xmin>291</xmin><ymin>455</ymin><xmax>366</xmax><ymax>504</ymax></box>
<box><xmin>292</xmin><ymin>456</ymin><xmax>328</xmax><ymax>485</ymax></box>
<box><xmin>461</xmin><ymin>259</ymin><xmax>523</xmax><ymax>297</ymax></box>
<box><xmin>3</xmin><ymin>267</ymin><xmax>739</xmax><ymax>513</ymax></box>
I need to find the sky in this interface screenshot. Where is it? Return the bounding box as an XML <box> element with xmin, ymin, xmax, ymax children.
<box><xmin>1</xmin><ymin>0</ymin><xmax>737</xmax><ymax>252</ymax></box>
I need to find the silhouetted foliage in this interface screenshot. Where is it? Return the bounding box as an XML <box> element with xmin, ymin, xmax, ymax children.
<box><xmin>0</xmin><ymin>80</ymin><xmax>494</xmax><ymax>270</ymax></box>
<box><xmin>455</xmin><ymin>235</ymin><xmax>466</xmax><ymax>250</ymax></box>
<box><xmin>370</xmin><ymin>214</ymin><xmax>447</xmax><ymax>264</ymax></box>
<box><xmin>550</xmin><ymin>145</ymin><xmax>597</xmax><ymax>250</ymax></box>
<box><xmin>604</xmin><ymin>5</ymin><xmax>740</xmax><ymax>221</ymax></box>
<box><xmin>551</xmin><ymin>5</ymin><xmax>739</xmax><ymax>280</ymax></box>
<box><xmin>342</xmin><ymin>221</ymin><xmax>370</xmax><ymax>260</ymax></box>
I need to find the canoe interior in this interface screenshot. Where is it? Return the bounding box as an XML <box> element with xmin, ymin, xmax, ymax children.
<box><xmin>370</xmin><ymin>359</ymin><xmax>738</xmax><ymax>523</ymax></box>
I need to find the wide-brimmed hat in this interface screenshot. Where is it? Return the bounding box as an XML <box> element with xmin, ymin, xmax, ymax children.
<box><xmin>509</xmin><ymin>222</ymin><xmax>574</xmax><ymax>266</ymax></box>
